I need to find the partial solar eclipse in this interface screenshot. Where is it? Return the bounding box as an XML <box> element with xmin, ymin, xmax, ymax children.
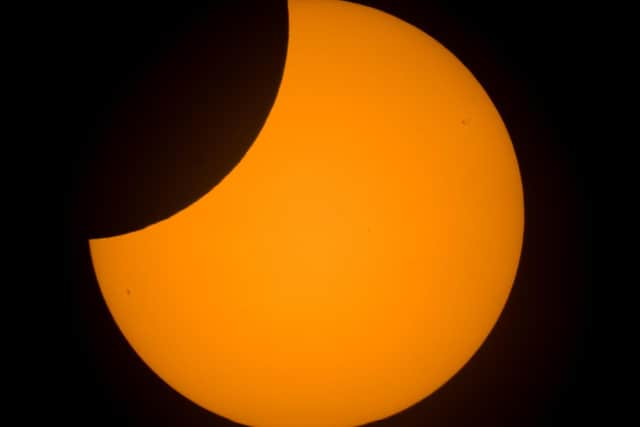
<box><xmin>89</xmin><ymin>1</ymin><xmax>524</xmax><ymax>426</ymax></box>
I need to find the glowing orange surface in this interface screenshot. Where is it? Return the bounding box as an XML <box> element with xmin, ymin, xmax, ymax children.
<box><xmin>89</xmin><ymin>1</ymin><xmax>524</xmax><ymax>425</ymax></box>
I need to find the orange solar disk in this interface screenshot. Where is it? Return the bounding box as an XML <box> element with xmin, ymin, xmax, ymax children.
<box><xmin>89</xmin><ymin>1</ymin><xmax>524</xmax><ymax>425</ymax></box>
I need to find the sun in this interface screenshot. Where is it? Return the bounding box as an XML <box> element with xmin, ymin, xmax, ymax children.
<box><xmin>88</xmin><ymin>1</ymin><xmax>524</xmax><ymax>426</ymax></box>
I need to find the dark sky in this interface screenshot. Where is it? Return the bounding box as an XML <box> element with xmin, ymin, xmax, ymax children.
<box><xmin>65</xmin><ymin>1</ymin><xmax>596</xmax><ymax>425</ymax></box>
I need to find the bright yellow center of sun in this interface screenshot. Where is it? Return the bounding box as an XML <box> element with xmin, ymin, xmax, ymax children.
<box><xmin>89</xmin><ymin>1</ymin><xmax>524</xmax><ymax>425</ymax></box>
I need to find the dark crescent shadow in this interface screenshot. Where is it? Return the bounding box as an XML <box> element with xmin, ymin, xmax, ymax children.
<box><xmin>70</xmin><ymin>1</ymin><xmax>289</xmax><ymax>239</ymax></box>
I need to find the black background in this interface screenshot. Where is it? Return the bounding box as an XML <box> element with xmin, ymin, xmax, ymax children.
<box><xmin>64</xmin><ymin>1</ymin><xmax>596</xmax><ymax>425</ymax></box>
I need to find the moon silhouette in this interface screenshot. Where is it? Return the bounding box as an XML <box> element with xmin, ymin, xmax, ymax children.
<box><xmin>89</xmin><ymin>1</ymin><xmax>524</xmax><ymax>426</ymax></box>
